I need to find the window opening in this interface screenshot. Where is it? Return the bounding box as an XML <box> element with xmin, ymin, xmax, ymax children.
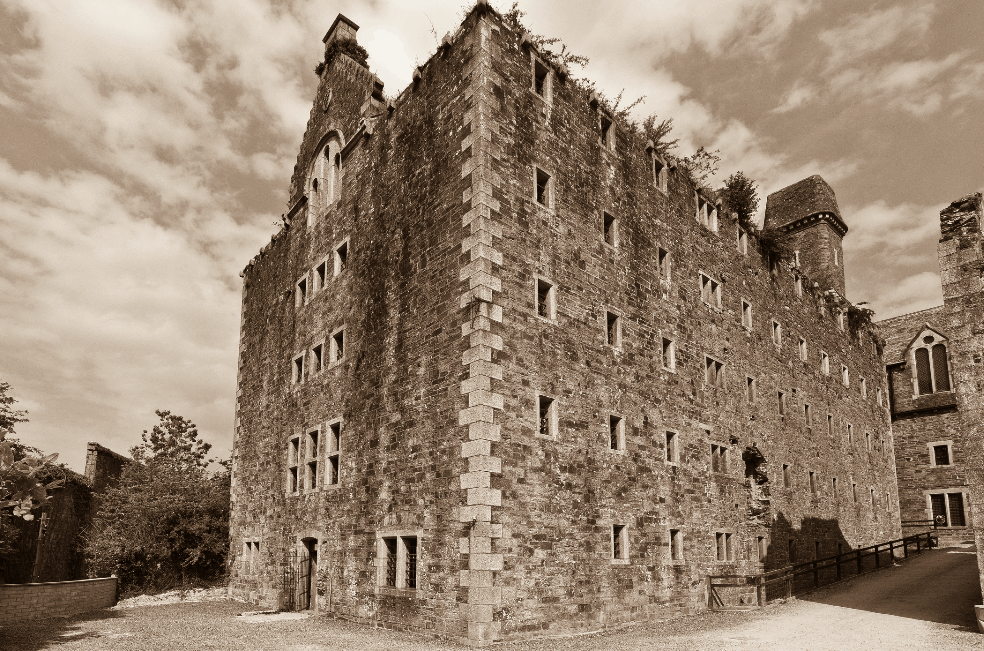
<box><xmin>841</xmin><ymin>365</ymin><xmax>849</xmax><ymax>387</ymax></box>
<box><xmin>603</xmin><ymin>212</ymin><xmax>617</xmax><ymax>246</ymax></box>
<box><xmin>933</xmin><ymin>444</ymin><xmax>951</xmax><ymax>466</ymax></box>
<box><xmin>657</xmin><ymin>248</ymin><xmax>670</xmax><ymax>280</ymax></box>
<box><xmin>861</xmin><ymin>378</ymin><xmax>867</xmax><ymax>398</ymax></box>
<box><xmin>600</xmin><ymin>114</ymin><xmax>614</xmax><ymax>150</ymax></box>
<box><xmin>293</xmin><ymin>354</ymin><xmax>305</xmax><ymax>385</ymax></box>
<box><xmin>738</xmin><ymin>227</ymin><xmax>748</xmax><ymax>254</ymax></box>
<box><xmin>311</xmin><ymin>344</ymin><xmax>324</xmax><ymax>374</ymax></box>
<box><xmin>705</xmin><ymin>356</ymin><xmax>725</xmax><ymax>388</ymax></box>
<box><xmin>535</xmin><ymin>167</ymin><xmax>551</xmax><ymax>207</ymax></box>
<box><xmin>711</xmin><ymin>444</ymin><xmax>728</xmax><ymax>473</ymax></box>
<box><xmin>331</xmin><ymin>330</ymin><xmax>345</xmax><ymax>362</ymax></box>
<box><xmin>772</xmin><ymin>320</ymin><xmax>782</xmax><ymax>347</ymax></box>
<box><xmin>536</xmin><ymin>278</ymin><xmax>555</xmax><ymax>319</ymax></box>
<box><xmin>287</xmin><ymin>438</ymin><xmax>300</xmax><ymax>493</ymax></box>
<box><xmin>296</xmin><ymin>277</ymin><xmax>308</xmax><ymax>307</ymax></box>
<box><xmin>533</xmin><ymin>58</ymin><xmax>549</xmax><ymax>97</ymax></box>
<box><xmin>742</xmin><ymin>300</ymin><xmax>752</xmax><ymax>329</ymax></box>
<box><xmin>782</xmin><ymin>463</ymin><xmax>791</xmax><ymax>488</ymax></box>
<box><xmin>606</xmin><ymin>311</ymin><xmax>621</xmax><ymax>347</ymax></box>
<box><xmin>609</xmin><ymin>415</ymin><xmax>624</xmax><ymax>451</ymax></box>
<box><xmin>538</xmin><ymin>395</ymin><xmax>556</xmax><ymax>437</ymax></box>
<box><xmin>700</xmin><ymin>273</ymin><xmax>721</xmax><ymax>307</ymax></box>
<box><xmin>847</xmin><ymin>423</ymin><xmax>853</xmax><ymax>444</ymax></box>
<box><xmin>661</xmin><ymin>338</ymin><xmax>675</xmax><ymax>370</ymax></box>
<box><xmin>809</xmin><ymin>471</ymin><xmax>817</xmax><ymax>494</ymax></box>
<box><xmin>746</xmin><ymin>377</ymin><xmax>756</xmax><ymax>403</ymax></box>
<box><xmin>327</xmin><ymin>421</ymin><xmax>341</xmax><ymax>485</ymax></box>
<box><xmin>821</xmin><ymin>352</ymin><xmax>829</xmax><ymax>375</ymax></box>
<box><xmin>306</xmin><ymin>429</ymin><xmax>319</xmax><ymax>490</ymax></box>
<box><xmin>612</xmin><ymin>524</ymin><xmax>627</xmax><ymax>560</ymax></box>
<box><xmin>669</xmin><ymin>529</ymin><xmax>682</xmax><ymax>561</ymax></box>
<box><xmin>795</xmin><ymin>275</ymin><xmax>803</xmax><ymax>296</ymax></box>
<box><xmin>315</xmin><ymin>260</ymin><xmax>328</xmax><ymax>290</ymax></box>
<box><xmin>852</xmin><ymin>483</ymin><xmax>857</xmax><ymax>503</ymax></box>
<box><xmin>653</xmin><ymin>157</ymin><xmax>667</xmax><ymax>192</ymax></box>
<box><xmin>383</xmin><ymin>537</ymin><xmax>398</xmax><ymax>587</ymax></box>
<box><xmin>826</xmin><ymin>414</ymin><xmax>833</xmax><ymax>435</ymax></box>
<box><xmin>715</xmin><ymin>532</ymin><xmax>734</xmax><ymax>561</ymax></box>
<box><xmin>756</xmin><ymin>536</ymin><xmax>767</xmax><ymax>562</ymax></box>
<box><xmin>804</xmin><ymin>404</ymin><xmax>811</xmax><ymax>428</ymax></box>
<box><xmin>777</xmin><ymin>391</ymin><xmax>786</xmax><ymax>416</ymax></box>
<box><xmin>798</xmin><ymin>337</ymin><xmax>807</xmax><ymax>361</ymax></box>
<box><xmin>334</xmin><ymin>241</ymin><xmax>348</xmax><ymax>276</ymax></box>
<box><xmin>665</xmin><ymin>431</ymin><xmax>677</xmax><ymax>463</ymax></box>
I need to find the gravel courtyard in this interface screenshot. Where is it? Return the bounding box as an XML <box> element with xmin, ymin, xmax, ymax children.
<box><xmin>2</xmin><ymin>547</ymin><xmax>980</xmax><ymax>650</ymax></box>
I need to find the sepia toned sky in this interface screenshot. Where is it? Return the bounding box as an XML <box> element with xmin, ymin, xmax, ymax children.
<box><xmin>2</xmin><ymin>0</ymin><xmax>983</xmax><ymax>471</ymax></box>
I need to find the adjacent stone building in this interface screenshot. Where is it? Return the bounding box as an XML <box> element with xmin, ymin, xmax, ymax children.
<box><xmin>877</xmin><ymin>195</ymin><xmax>984</xmax><ymax>560</ymax></box>
<box><xmin>229</xmin><ymin>4</ymin><xmax>901</xmax><ymax>645</ymax></box>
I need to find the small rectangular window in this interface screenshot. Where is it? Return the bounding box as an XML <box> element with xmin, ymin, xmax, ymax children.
<box><xmin>306</xmin><ymin>429</ymin><xmax>319</xmax><ymax>490</ymax></box>
<box><xmin>612</xmin><ymin>524</ymin><xmax>628</xmax><ymax>560</ymax></box>
<box><xmin>327</xmin><ymin>420</ymin><xmax>341</xmax><ymax>485</ymax></box>
<box><xmin>841</xmin><ymin>365</ymin><xmax>850</xmax><ymax>387</ymax></box>
<box><xmin>809</xmin><ymin>471</ymin><xmax>817</xmax><ymax>494</ymax></box>
<box><xmin>852</xmin><ymin>482</ymin><xmax>857</xmax><ymax>503</ymax></box>
<box><xmin>804</xmin><ymin>403</ymin><xmax>811</xmax><ymax>427</ymax></box>
<box><xmin>603</xmin><ymin>212</ymin><xmax>617</xmax><ymax>246</ymax></box>
<box><xmin>865</xmin><ymin>432</ymin><xmax>871</xmax><ymax>451</ymax></box>
<box><xmin>535</xmin><ymin>167</ymin><xmax>551</xmax><ymax>207</ymax></box>
<box><xmin>533</xmin><ymin>57</ymin><xmax>549</xmax><ymax>97</ymax></box>
<box><xmin>331</xmin><ymin>330</ymin><xmax>345</xmax><ymax>363</ymax></box>
<box><xmin>821</xmin><ymin>352</ymin><xmax>830</xmax><ymax>375</ymax></box>
<box><xmin>876</xmin><ymin>387</ymin><xmax>883</xmax><ymax>406</ymax></box>
<box><xmin>538</xmin><ymin>395</ymin><xmax>556</xmax><ymax>437</ymax></box>
<box><xmin>794</xmin><ymin>250</ymin><xmax>801</xmax><ymax>266</ymax></box>
<box><xmin>665</xmin><ymin>431</ymin><xmax>678</xmax><ymax>464</ymax></box>
<box><xmin>870</xmin><ymin>488</ymin><xmax>876</xmax><ymax>509</ymax></box>
<box><xmin>777</xmin><ymin>391</ymin><xmax>786</xmax><ymax>416</ymax></box>
<box><xmin>315</xmin><ymin>259</ymin><xmax>328</xmax><ymax>290</ymax></box>
<box><xmin>609</xmin><ymin>415</ymin><xmax>624</xmax><ymax>451</ymax></box>
<box><xmin>933</xmin><ymin>444</ymin><xmax>951</xmax><ymax>466</ymax></box>
<box><xmin>826</xmin><ymin>414</ymin><xmax>833</xmax><ymax>436</ymax></box>
<box><xmin>737</xmin><ymin>227</ymin><xmax>748</xmax><ymax>255</ymax></box>
<box><xmin>699</xmin><ymin>273</ymin><xmax>722</xmax><ymax>307</ymax></box>
<box><xmin>705</xmin><ymin>356</ymin><xmax>725</xmax><ymax>388</ymax></box>
<box><xmin>756</xmin><ymin>536</ymin><xmax>767</xmax><ymax>562</ymax></box>
<box><xmin>746</xmin><ymin>377</ymin><xmax>756</xmax><ymax>404</ymax></box>
<box><xmin>847</xmin><ymin>423</ymin><xmax>854</xmax><ymax>444</ymax></box>
<box><xmin>715</xmin><ymin>532</ymin><xmax>734</xmax><ymax>561</ymax></box>
<box><xmin>292</xmin><ymin>354</ymin><xmax>305</xmax><ymax>384</ymax></box>
<box><xmin>657</xmin><ymin>248</ymin><xmax>670</xmax><ymax>280</ymax></box>
<box><xmin>380</xmin><ymin>535</ymin><xmax>418</xmax><ymax>589</ymax></box>
<box><xmin>798</xmin><ymin>337</ymin><xmax>807</xmax><ymax>361</ymax></box>
<box><xmin>311</xmin><ymin>343</ymin><xmax>324</xmax><ymax>373</ymax></box>
<box><xmin>772</xmin><ymin>320</ymin><xmax>782</xmax><ymax>347</ymax></box>
<box><xmin>606</xmin><ymin>311</ymin><xmax>621</xmax><ymax>348</ymax></box>
<box><xmin>795</xmin><ymin>275</ymin><xmax>803</xmax><ymax>297</ymax></box>
<box><xmin>861</xmin><ymin>377</ymin><xmax>867</xmax><ymax>398</ymax></box>
<box><xmin>782</xmin><ymin>463</ymin><xmax>791</xmax><ymax>488</ymax></box>
<box><xmin>711</xmin><ymin>444</ymin><xmax>728</xmax><ymax>473</ymax></box>
<box><xmin>535</xmin><ymin>278</ymin><xmax>555</xmax><ymax>320</ymax></box>
<box><xmin>600</xmin><ymin>114</ymin><xmax>614</xmax><ymax>150</ymax></box>
<box><xmin>653</xmin><ymin>157</ymin><xmax>667</xmax><ymax>193</ymax></box>
<box><xmin>741</xmin><ymin>300</ymin><xmax>752</xmax><ymax>329</ymax></box>
<box><xmin>334</xmin><ymin>241</ymin><xmax>348</xmax><ymax>276</ymax></box>
<box><xmin>669</xmin><ymin>529</ymin><xmax>682</xmax><ymax>561</ymax></box>
<box><xmin>287</xmin><ymin>437</ymin><xmax>300</xmax><ymax>493</ymax></box>
<box><xmin>661</xmin><ymin>338</ymin><xmax>676</xmax><ymax>370</ymax></box>
<box><xmin>832</xmin><ymin>476</ymin><xmax>838</xmax><ymax>495</ymax></box>
<box><xmin>834</xmin><ymin>249</ymin><xmax>839</xmax><ymax>266</ymax></box>
<box><xmin>296</xmin><ymin>276</ymin><xmax>308</xmax><ymax>308</ymax></box>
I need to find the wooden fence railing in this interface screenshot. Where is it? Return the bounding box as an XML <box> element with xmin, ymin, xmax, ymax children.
<box><xmin>708</xmin><ymin>530</ymin><xmax>937</xmax><ymax>611</ymax></box>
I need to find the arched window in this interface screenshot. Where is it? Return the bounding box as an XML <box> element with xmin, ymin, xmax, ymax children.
<box><xmin>307</xmin><ymin>136</ymin><xmax>342</xmax><ymax>225</ymax></box>
<box><xmin>912</xmin><ymin>333</ymin><xmax>951</xmax><ymax>395</ymax></box>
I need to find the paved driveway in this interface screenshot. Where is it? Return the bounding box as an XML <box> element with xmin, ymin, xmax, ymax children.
<box><xmin>2</xmin><ymin>547</ymin><xmax>980</xmax><ymax>650</ymax></box>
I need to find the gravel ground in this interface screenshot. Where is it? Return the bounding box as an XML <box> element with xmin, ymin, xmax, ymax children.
<box><xmin>2</xmin><ymin>548</ymin><xmax>979</xmax><ymax>650</ymax></box>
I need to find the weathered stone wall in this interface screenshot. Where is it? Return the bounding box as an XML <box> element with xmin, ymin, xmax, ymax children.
<box><xmin>229</xmin><ymin>12</ymin><xmax>483</xmax><ymax>640</ymax></box>
<box><xmin>478</xmin><ymin>11</ymin><xmax>898</xmax><ymax>641</ymax></box>
<box><xmin>230</xmin><ymin>5</ymin><xmax>904</xmax><ymax>646</ymax></box>
<box><xmin>0</xmin><ymin>577</ymin><xmax>117</xmax><ymax>623</ymax></box>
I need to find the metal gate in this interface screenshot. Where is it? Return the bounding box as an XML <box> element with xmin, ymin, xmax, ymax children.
<box><xmin>280</xmin><ymin>548</ymin><xmax>310</xmax><ymax>611</ymax></box>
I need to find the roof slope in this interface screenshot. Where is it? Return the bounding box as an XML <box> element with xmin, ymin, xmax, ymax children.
<box><xmin>876</xmin><ymin>305</ymin><xmax>947</xmax><ymax>363</ymax></box>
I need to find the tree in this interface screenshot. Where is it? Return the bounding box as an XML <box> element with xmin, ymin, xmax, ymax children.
<box><xmin>0</xmin><ymin>382</ymin><xmax>61</xmax><ymax>521</ymax></box>
<box><xmin>679</xmin><ymin>146</ymin><xmax>721</xmax><ymax>190</ymax></box>
<box><xmin>722</xmin><ymin>171</ymin><xmax>761</xmax><ymax>229</ymax></box>
<box><xmin>86</xmin><ymin>411</ymin><xmax>229</xmax><ymax>595</ymax></box>
<box><xmin>130</xmin><ymin>410</ymin><xmax>213</xmax><ymax>471</ymax></box>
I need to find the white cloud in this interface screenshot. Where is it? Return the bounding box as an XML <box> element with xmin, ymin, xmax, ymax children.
<box><xmin>365</xmin><ymin>29</ymin><xmax>415</xmax><ymax>95</ymax></box>
<box><xmin>772</xmin><ymin>82</ymin><xmax>816</xmax><ymax>114</ymax></box>
<box><xmin>818</xmin><ymin>3</ymin><xmax>936</xmax><ymax>70</ymax></box>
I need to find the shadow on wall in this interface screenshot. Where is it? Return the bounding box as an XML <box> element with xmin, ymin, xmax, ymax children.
<box><xmin>762</xmin><ymin>513</ymin><xmax>857</xmax><ymax>573</ymax></box>
<box><xmin>800</xmin><ymin>546</ymin><xmax>981</xmax><ymax>631</ymax></box>
<box><xmin>0</xmin><ymin>608</ymin><xmax>122</xmax><ymax>650</ymax></box>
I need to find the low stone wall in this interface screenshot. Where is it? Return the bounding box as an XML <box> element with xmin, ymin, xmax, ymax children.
<box><xmin>0</xmin><ymin>577</ymin><xmax>117</xmax><ymax>623</ymax></box>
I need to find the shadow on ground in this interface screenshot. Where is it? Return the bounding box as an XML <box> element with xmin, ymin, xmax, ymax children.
<box><xmin>0</xmin><ymin>608</ymin><xmax>123</xmax><ymax>651</ymax></box>
<box><xmin>799</xmin><ymin>546</ymin><xmax>981</xmax><ymax>631</ymax></box>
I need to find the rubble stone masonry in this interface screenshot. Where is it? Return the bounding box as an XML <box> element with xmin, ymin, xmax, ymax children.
<box><xmin>229</xmin><ymin>4</ymin><xmax>901</xmax><ymax>645</ymax></box>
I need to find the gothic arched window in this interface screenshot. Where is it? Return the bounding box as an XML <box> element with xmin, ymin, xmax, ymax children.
<box><xmin>913</xmin><ymin>333</ymin><xmax>951</xmax><ymax>395</ymax></box>
<box><xmin>307</xmin><ymin>135</ymin><xmax>342</xmax><ymax>225</ymax></box>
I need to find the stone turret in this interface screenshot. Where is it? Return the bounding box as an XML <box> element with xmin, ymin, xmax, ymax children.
<box><xmin>763</xmin><ymin>175</ymin><xmax>848</xmax><ymax>294</ymax></box>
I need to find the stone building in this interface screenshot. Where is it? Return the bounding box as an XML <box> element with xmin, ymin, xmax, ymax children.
<box><xmin>229</xmin><ymin>4</ymin><xmax>900</xmax><ymax>645</ymax></box>
<box><xmin>877</xmin><ymin>195</ymin><xmax>984</xmax><ymax>562</ymax></box>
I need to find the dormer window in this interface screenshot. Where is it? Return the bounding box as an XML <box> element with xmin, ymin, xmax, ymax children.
<box><xmin>912</xmin><ymin>332</ymin><xmax>951</xmax><ymax>395</ymax></box>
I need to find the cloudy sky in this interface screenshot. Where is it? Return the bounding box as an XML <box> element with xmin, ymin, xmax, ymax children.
<box><xmin>2</xmin><ymin>0</ymin><xmax>982</xmax><ymax>471</ymax></box>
